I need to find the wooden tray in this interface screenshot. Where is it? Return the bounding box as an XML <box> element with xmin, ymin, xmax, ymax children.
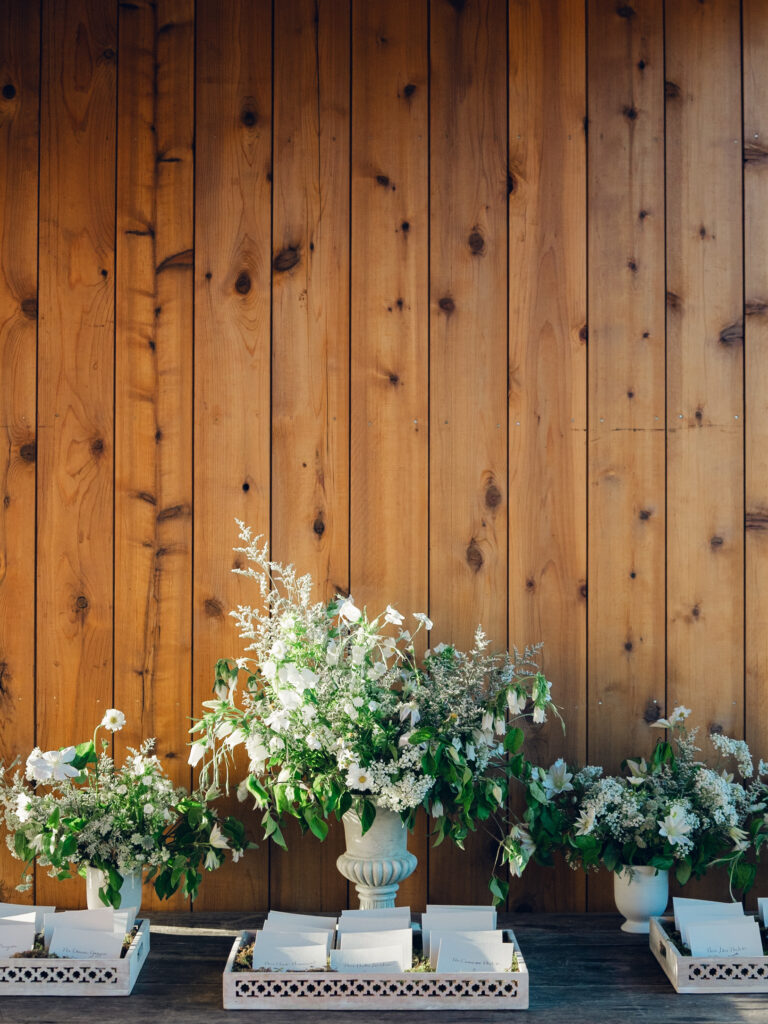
<box><xmin>0</xmin><ymin>918</ymin><xmax>150</xmax><ymax>996</ymax></box>
<box><xmin>222</xmin><ymin>927</ymin><xmax>528</xmax><ymax>1010</ymax></box>
<box><xmin>650</xmin><ymin>916</ymin><xmax>768</xmax><ymax>993</ymax></box>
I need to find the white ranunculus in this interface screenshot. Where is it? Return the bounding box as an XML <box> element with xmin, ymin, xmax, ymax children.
<box><xmin>101</xmin><ymin>708</ymin><xmax>126</xmax><ymax>732</ymax></box>
<box><xmin>245</xmin><ymin>737</ymin><xmax>269</xmax><ymax>763</ymax></box>
<box><xmin>326</xmin><ymin>643</ymin><xmax>340</xmax><ymax>666</ymax></box>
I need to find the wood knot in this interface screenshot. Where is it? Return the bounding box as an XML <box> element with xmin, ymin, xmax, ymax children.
<box><xmin>447</xmin><ymin>0</ymin><xmax>466</xmax><ymax>11</ymax></box>
<box><xmin>313</xmin><ymin>516</ymin><xmax>325</xmax><ymax>537</ymax></box>
<box><xmin>468</xmin><ymin>231</ymin><xmax>485</xmax><ymax>254</ymax></box>
<box><xmin>710</xmin><ymin>535</ymin><xmax>724</xmax><ymax>547</ymax></box>
<box><xmin>396</xmin><ymin>298</ymin><xmax>404</xmax><ymax>309</ymax></box>
<box><xmin>579</xmin><ymin>582</ymin><xmax>588</xmax><ymax>599</ymax></box>
<box><xmin>403</xmin><ymin>83</ymin><xmax>416</xmax><ymax>98</ymax></box>
<box><xmin>627</xmin><ymin>259</ymin><xmax>637</xmax><ymax>272</ymax></box>
<box><xmin>638</xmin><ymin>508</ymin><xmax>652</xmax><ymax>520</ymax></box>
<box><xmin>624</xmin><ymin>640</ymin><xmax>633</xmax><ymax>651</ymax></box>
<box><xmin>438</xmin><ymin>297</ymin><xmax>455</xmax><ymax>314</ymax></box>
<box><xmin>466</xmin><ymin>539</ymin><xmax>483</xmax><ymax>573</ymax></box>
<box><xmin>665</xmin><ymin>80</ymin><xmax>681</xmax><ymax>99</ymax></box>
<box><xmin>19</xmin><ymin>442</ymin><xmax>36</xmax><ymax>463</ymax></box>
<box><xmin>644</xmin><ymin>701</ymin><xmax>661</xmax><ymax>723</ymax></box>
<box><xmin>101</xmin><ymin>48</ymin><xmax>116</xmax><ymax>61</ymax></box>
<box><xmin>100</xmin><ymin>268</ymin><xmax>108</xmax><ymax>278</ymax></box>
<box><xmin>638</xmin><ymin>209</ymin><xmax>648</xmax><ymax>220</ymax></box>
<box><xmin>485</xmin><ymin>483</ymin><xmax>502</xmax><ymax>508</ymax></box>
<box><xmin>241</xmin><ymin>108</ymin><xmax>257</xmax><ymax>127</ymax></box>
<box><xmin>691</xmin><ymin>603</ymin><xmax>701</xmax><ymax>618</ymax></box>
<box><xmin>75</xmin><ymin>595</ymin><xmax>89</xmax><ymax>611</ymax></box>
<box><xmin>630</xmin><ymin>571</ymin><xmax>637</xmax><ymax>578</ymax></box>
<box><xmin>579</xmin><ymin>324</ymin><xmax>588</xmax><ymax>342</ymax></box>
<box><xmin>205</xmin><ymin>271</ymin><xmax>212</xmax><ymax>280</ymax></box>
<box><xmin>388</xmin><ymin>372</ymin><xmax>399</xmax><ymax>385</ymax></box>
<box><xmin>694</xmin><ymin>407</ymin><xmax>703</xmax><ymax>422</ymax></box>
<box><xmin>525</xmin><ymin>578</ymin><xmax>535</xmax><ymax>591</ymax></box>
<box><xmin>699</xmin><ymin>225</ymin><xmax>707</xmax><ymax>239</ymax></box>
<box><xmin>719</xmin><ymin>321</ymin><xmax>743</xmax><ymax>347</ymax></box>
<box><xmin>507</xmin><ymin>172</ymin><xmax>516</xmax><ymax>194</ymax></box>
<box><xmin>136</xmin><ymin>491</ymin><xmax>156</xmax><ymax>505</ymax></box>
<box><xmin>616</xmin><ymin>3</ymin><xmax>636</xmax><ymax>16</ymax></box>
<box><xmin>273</xmin><ymin>246</ymin><xmax>300</xmax><ymax>272</ymax></box>
<box><xmin>709</xmin><ymin>722</ymin><xmax>723</xmax><ymax>735</ymax></box>
<box><xmin>623</xmin><ymin>106</ymin><xmax>638</xmax><ymax>121</ymax></box>
<box><xmin>642</xmin><ymin>331</ymin><xmax>650</xmax><ymax>338</ymax></box>
<box><xmin>242</xmin><ymin>481</ymin><xmax>250</xmax><ymax>492</ymax></box>
<box><xmin>157</xmin><ymin>504</ymin><xmax>185</xmax><ymax>521</ymax></box>
<box><xmin>0</xmin><ymin>662</ymin><xmax>9</xmax><ymax>695</ymax></box>
<box><xmin>148</xmin><ymin>339</ymin><xmax>156</xmax><ymax>350</ymax></box>
<box><xmin>627</xmin><ymin>389</ymin><xmax>634</xmax><ymax>399</ymax></box>
<box><xmin>155</xmin><ymin>429</ymin><xmax>163</xmax><ymax>443</ymax></box>
<box><xmin>90</xmin><ymin>438</ymin><xmax>104</xmax><ymax>455</ymax></box>
<box><xmin>204</xmin><ymin>597</ymin><xmax>224</xmax><ymax>618</ymax></box>
<box><xmin>666</xmin><ymin>291</ymin><xmax>681</xmax><ymax>309</ymax></box>
<box><xmin>637</xmin><ymin>60</ymin><xmax>646</xmax><ymax>71</ymax></box>
<box><xmin>21</xmin><ymin>298</ymin><xmax>37</xmax><ymax>319</ymax></box>
<box><xmin>235</xmin><ymin>271</ymin><xmax>251</xmax><ymax>294</ymax></box>
<box><xmin>401</xmin><ymin>221</ymin><xmax>410</xmax><ymax>232</ymax></box>
<box><xmin>2</xmin><ymin>83</ymin><xmax>16</xmax><ymax>100</ymax></box>
<box><xmin>376</xmin><ymin>174</ymin><xmax>391</xmax><ymax>187</ymax></box>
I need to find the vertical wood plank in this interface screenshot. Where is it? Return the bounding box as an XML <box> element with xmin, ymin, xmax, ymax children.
<box><xmin>114</xmin><ymin>0</ymin><xmax>194</xmax><ymax>912</ymax></box>
<box><xmin>429</xmin><ymin>0</ymin><xmax>507</xmax><ymax>905</ymax></box>
<box><xmin>0</xmin><ymin>0</ymin><xmax>39</xmax><ymax>904</ymax></box>
<box><xmin>194</xmin><ymin>0</ymin><xmax>272</xmax><ymax>911</ymax></box>
<box><xmin>586</xmin><ymin>0</ymin><xmax>665</xmax><ymax>910</ymax></box>
<box><xmin>269</xmin><ymin>0</ymin><xmax>350</xmax><ymax>913</ymax></box>
<box><xmin>37</xmin><ymin>0</ymin><xmax>116</xmax><ymax>907</ymax></box>
<box><xmin>665</xmin><ymin>0</ymin><xmax>743</xmax><ymax>736</ymax></box>
<box><xmin>744</xmin><ymin>0</ymin><xmax>768</xmax><ymax>764</ymax></box>
<box><xmin>508</xmin><ymin>0</ymin><xmax>587</xmax><ymax>913</ymax></box>
<box><xmin>350</xmin><ymin>0</ymin><xmax>429</xmax><ymax>911</ymax></box>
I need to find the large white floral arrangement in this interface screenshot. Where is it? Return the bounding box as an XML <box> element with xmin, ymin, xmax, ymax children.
<box><xmin>190</xmin><ymin>524</ymin><xmax>558</xmax><ymax>903</ymax></box>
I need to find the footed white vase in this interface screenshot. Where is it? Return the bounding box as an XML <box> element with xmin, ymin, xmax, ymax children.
<box><xmin>613</xmin><ymin>864</ymin><xmax>669</xmax><ymax>933</ymax></box>
<box><xmin>85</xmin><ymin>867</ymin><xmax>143</xmax><ymax>913</ymax></box>
<box><xmin>336</xmin><ymin>807</ymin><xmax>417</xmax><ymax>908</ymax></box>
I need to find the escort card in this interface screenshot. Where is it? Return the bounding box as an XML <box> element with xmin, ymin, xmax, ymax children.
<box><xmin>265</xmin><ymin>911</ymin><xmax>338</xmax><ymax>931</ymax></box>
<box><xmin>337</xmin><ymin>916</ymin><xmax>410</xmax><ymax>934</ymax></box>
<box><xmin>435</xmin><ymin>936</ymin><xmax>514</xmax><ymax>974</ymax></box>
<box><xmin>256</xmin><ymin>927</ymin><xmax>333</xmax><ymax>955</ymax></box>
<box><xmin>339</xmin><ymin>927</ymin><xmax>412</xmax><ymax>969</ymax></box>
<box><xmin>251</xmin><ymin>944</ymin><xmax>328</xmax><ymax>972</ymax></box>
<box><xmin>43</xmin><ymin>908</ymin><xmax>115</xmax><ymax>948</ymax></box>
<box><xmin>686</xmin><ymin>918</ymin><xmax>763</xmax><ymax>958</ymax></box>
<box><xmin>49</xmin><ymin>926</ymin><xmax>124</xmax><ymax>960</ymax></box>
<box><xmin>340</xmin><ymin>907</ymin><xmax>411</xmax><ymax>923</ymax></box>
<box><xmin>758</xmin><ymin>897</ymin><xmax>768</xmax><ymax>927</ymax></box>
<box><xmin>0</xmin><ymin>922</ymin><xmax>35</xmax><ymax>958</ymax></box>
<box><xmin>426</xmin><ymin>929</ymin><xmax>505</xmax><ymax>969</ymax></box>
<box><xmin>426</xmin><ymin>904</ymin><xmax>497</xmax><ymax>927</ymax></box>
<box><xmin>672</xmin><ymin>897</ymin><xmax>743</xmax><ymax>933</ymax></box>
<box><xmin>0</xmin><ymin>903</ymin><xmax>55</xmax><ymax>933</ymax></box>
<box><xmin>330</xmin><ymin>947</ymin><xmax>404</xmax><ymax>974</ymax></box>
<box><xmin>421</xmin><ymin>911</ymin><xmax>497</xmax><ymax>957</ymax></box>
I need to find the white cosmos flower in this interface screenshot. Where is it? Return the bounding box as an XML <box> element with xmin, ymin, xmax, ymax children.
<box><xmin>574</xmin><ymin>806</ymin><xmax>596</xmax><ymax>836</ymax></box>
<box><xmin>413</xmin><ymin>612</ymin><xmax>433</xmax><ymax>630</ymax></box>
<box><xmin>27</xmin><ymin>747</ymin><xmax>79</xmax><ymax>782</ymax></box>
<box><xmin>188</xmin><ymin>741</ymin><xmax>207</xmax><ymax>767</ymax></box>
<box><xmin>101</xmin><ymin>708</ymin><xmax>126</xmax><ymax>732</ymax></box>
<box><xmin>346</xmin><ymin>765</ymin><xmax>373</xmax><ymax>791</ymax></box>
<box><xmin>669</xmin><ymin>706</ymin><xmax>692</xmax><ymax>726</ymax></box>
<box><xmin>542</xmin><ymin>759</ymin><xmax>574</xmax><ymax>798</ymax></box>
<box><xmin>659</xmin><ymin>805</ymin><xmax>692</xmax><ymax>846</ymax></box>
<box><xmin>338</xmin><ymin>597</ymin><xmax>362</xmax><ymax>623</ymax></box>
<box><xmin>209</xmin><ymin>823</ymin><xmax>231</xmax><ymax>850</ymax></box>
<box><xmin>384</xmin><ymin>605</ymin><xmax>404</xmax><ymax>626</ymax></box>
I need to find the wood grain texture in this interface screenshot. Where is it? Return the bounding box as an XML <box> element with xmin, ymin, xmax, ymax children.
<box><xmin>0</xmin><ymin>0</ymin><xmax>39</xmax><ymax>905</ymax></box>
<box><xmin>665</xmin><ymin>0</ymin><xmax>743</xmax><ymax>737</ymax></box>
<box><xmin>114</xmin><ymin>0</ymin><xmax>194</xmax><ymax>912</ymax></box>
<box><xmin>37</xmin><ymin>0</ymin><xmax>117</xmax><ymax>907</ymax></box>
<box><xmin>193</xmin><ymin>0</ymin><xmax>272</xmax><ymax>911</ymax></box>
<box><xmin>744</xmin><ymin>0</ymin><xmax>768</xmax><ymax>765</ymax></box>
<box><xmin>428</xmin><ymin>0</ymin><xmax>508</xmax><ymax>905</ymax></box>
<box><xmin>507</xmin><ymin>0</ymin><xmax>587</xmax><ymax>913</ymax></box>
<box><xmin>350</xmin><ymin>0</ymin><xmax>429</xmax><ymax>911</ymax></box>
<box><xmin>269</xmin><ymin>0</ymin><xmax>350</xmax><ymax>913</ymax></box>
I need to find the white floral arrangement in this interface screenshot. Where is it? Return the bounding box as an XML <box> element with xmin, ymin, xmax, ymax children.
<box><xmin>0</xmin><ymin>711</ymin><xmax>250</xmax><ymax>907</ymax></box>
<box><xmin>522</xmin><ymin>707</ymin><xmax>753</xmax><ymax>886</ymax></box>
<box><xmin>190</xmin><ymin>523</ymin><xmax>559</xmax><ymax>903</ymax></box>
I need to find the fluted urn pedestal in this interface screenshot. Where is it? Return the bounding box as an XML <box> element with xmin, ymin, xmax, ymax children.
<box><xmin>336</xmin><ymin>807</ymin><xmax>417</xmax><ymax>908</ymax></box>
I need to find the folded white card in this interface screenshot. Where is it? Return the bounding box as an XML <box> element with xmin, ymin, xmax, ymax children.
<box><xmin>264</xmin><ymin>917</ymin><xmax>335</xmax><ymax>933</ymax></box>
<box><xmin>758</xmin><ymin>897</ymin><xmax>768</xmax><ymax>928</ymax></box>
<box><xmin>436</xmin><ymin>937</ymin><xmax>514</xmax><ymax>974</ymax></box>
<box><xmin>0</xmin><ymin>922</ymin><xmax>35</xmax><ymax>958</ymax></box>
<box><xmin>251</xmin><ymin>943</ymin><xmax>328</xmax><ymax>971</ymax></box>
<box><xmin>673</xmin><ymin>897</ymin><xmax>743</xmax><ymax>933</ymax></box>
<box><xmin>0</xmin><ymin>903</ymin><xmax>55</xmax><ymax>933</ymax></box>
<box><xmin>426</xmin><ymin>904</ymin><xmax>497</xmax><ymax>925</ymax></box>
<box><xmin>687</xmin><ymin>918</ymin><xmax>763</xmax><ymax>958</ymax></box>
<box><xmin>339</xmin><ymin>928</ymin><xmax>412</xmax><ymax>969</ymax></box>
<box><xmin>43</xmin><ymin>908</ymin><xmax>115</xmax><ymax>948</ymax></box>
<box><xmin>257</xmin><ymin>927</ymin><xmax>333</xmax><ymax>955</ymax></box>
<box><xmin>426</xmin><ymin>929</ymin><xmax>505</xmax><ymax>969</ymax></box>
<box><xmin>49</xmin><ymin>926</ymin><xmax>124</xmax><ymax>960</ymax></box>
<box><xmin>337</xmin><ymin>916</ymin><xmax>410</xmax><ymax>934</ymax></box>
<box><xmin>340</xmin><ymin>907</ymin><xmax>411</xmax><ymax>922</ymax></box>
<box><xmin>330</xmin><ymin>947</ymin><xmax>403</xmax><ymax>974</ymax></box>
<box><xmin>421</xmin><ymin>912</ymin><xmax>497</xmax><ymax>957</ymax></box>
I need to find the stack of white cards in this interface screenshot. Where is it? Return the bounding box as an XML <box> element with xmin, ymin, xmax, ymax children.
<box><xmin>331</xmin><ymin>907</ymin><xmax>413</xmax><ymax>973</ymax></box>
<box><xmin>672</xmin><ymin>897</ymin><xmax>763</xmax><ymax>958</ymax></box>
<box><xmin>421</xmin><ymin>905</ymin><xmax>515</xmax><ymax>973</ymax></box>
<box><xmin>252</xmin><ymin>911</ymin><xmax>338</xmax><ymax>972</ymax></box>
<box><xmin>0</xmin><ymin>903</ymin><xmax>137</xmax><ymax>960</ymax></box>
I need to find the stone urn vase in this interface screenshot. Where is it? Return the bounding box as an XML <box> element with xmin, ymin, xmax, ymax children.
<box><xmin>613</xmin><ymin>864</ymin><xmax>669</xmax><ymax>933</ymax></box>
<box><xmin>85</xmin><ymin>867</ymin><xmax>143</xmax><ymax>914</ymax></box>
<box><xmin>336</xmin><ymin>807</ymin><xmax>417</xmax><ymax>908</ymax></box>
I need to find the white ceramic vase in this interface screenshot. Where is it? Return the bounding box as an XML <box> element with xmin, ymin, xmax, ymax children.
<box><xmin>85</xmin><ymin>866</ymin><xmax>143</xmax><ymax>913</ymax></box>
<box><xmin>613</xmin><ymin>864</ymin><xmax>669</xmax><ymax>933</ymax></box>
<box><xmin>336</xmin><ymin>807</ymin><xmax>417</xmax><ymax>908</ymax></box>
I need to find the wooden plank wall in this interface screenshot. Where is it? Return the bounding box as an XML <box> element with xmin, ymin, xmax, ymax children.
<box><xmin>0</xmin><ymin>0</ymin><xmax>761</xmax><ymax>913</ymax></box>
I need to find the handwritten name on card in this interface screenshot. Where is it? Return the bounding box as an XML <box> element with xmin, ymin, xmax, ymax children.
<box><xmin>436</xmin><ymin>937</ymin><xmax>514</xmax><ymax>974</ymax></box>
<box><xmin>0</xmin><ymin>923</ymin><xmax>35</xmax><ymax>958</ymax></box>
<box><xmin>251</xmin><ymin>944</ymin><xmax>328</xmax><ymax>972</ymax></box>
<box><xmin>330</xmin><ymin>947</ymin><xmax>404</xmax><ymax>974</ymax></box>
<box><xmin>686</xmin><ymin>919</ymin><xmax>764</xmax><ymax>959</ymax></box>
<box><xmin>339</xmin><ymin>928</ymin><xmax>412</xmax><ymax>969</ymax></box>
<box><xmin>49</xmin><ymin>926</ymin><xmax>124</xmax><ymax>960</ymax></box>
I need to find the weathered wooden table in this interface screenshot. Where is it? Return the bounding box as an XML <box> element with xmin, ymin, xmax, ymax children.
<box><xmin>0</xmin><ymin>913</ymin><xmax>765</xmax><ymax>1022</ymax></box>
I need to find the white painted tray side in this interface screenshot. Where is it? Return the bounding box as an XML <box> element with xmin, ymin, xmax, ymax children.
<box><xmin>650</xmin><ymin>916</ymin><xmax>768</xmax><ymax>994</ymax></box>
<box><xmin>0</xmin><ymin>917</ymin><xmax>150</xmax><ymax>996</ymax></box>
<box><xmin>223</xmin><ymin>929</ymin><xmax>529</xmax><ymax>1010</ymax></box>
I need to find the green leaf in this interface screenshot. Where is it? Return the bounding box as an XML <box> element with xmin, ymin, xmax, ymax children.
<box><xmin>489</xmin><ymin>875</ymin><xmax>509</xmax><ymax>906</ymax></box>
<box><xmin>408</xmin><ymin>728</ymin><xmax>434</xmax><ymax>744</ymax></box>
<box><xmin>504</xmin><ymin>727</ymin><xmax>524</xmax><ymax>754</ymax></box>
<box><xmin>360</xmin><ymin>800</ymin><xmax>377</xmax><ymax>835</ymax></box>
<box><xmin>528</xmin><ymin>781</ymin><xmax>548</xmax><ymax>804</ymax></box>
<box><xmin>247</xmin><ymin>774</ymin><xmax>269</xmax><ymax>807</ymax></box>
<box><xmin>675</xmin><ymin>859</ymin><xmax>692</xmax><ymax>886</ymax></box>
<box><xmin>72</xmin><ymin>740</ymin><xmax>96</xmax><ymax>770</ymax></box>
<box><xmin>303</xmin><ymin>806</ymin><xmax>329</xmax><ymax>842</ymax></box>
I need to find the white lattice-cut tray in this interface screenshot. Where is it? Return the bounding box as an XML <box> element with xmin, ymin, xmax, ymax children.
<box><xmin>650</xmin><ymin>916</ymin><xmax>768</xmax><ymax>993</ymax></box>
<box><xmin>0</xmin><ymin>918</ymin><xmax>149</xmax><ymax>996</ymax></box>
<box><xmin>222</xmin><ymin>928</ymin><xmax>528</xmax><ymax>1010</ymax></box>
